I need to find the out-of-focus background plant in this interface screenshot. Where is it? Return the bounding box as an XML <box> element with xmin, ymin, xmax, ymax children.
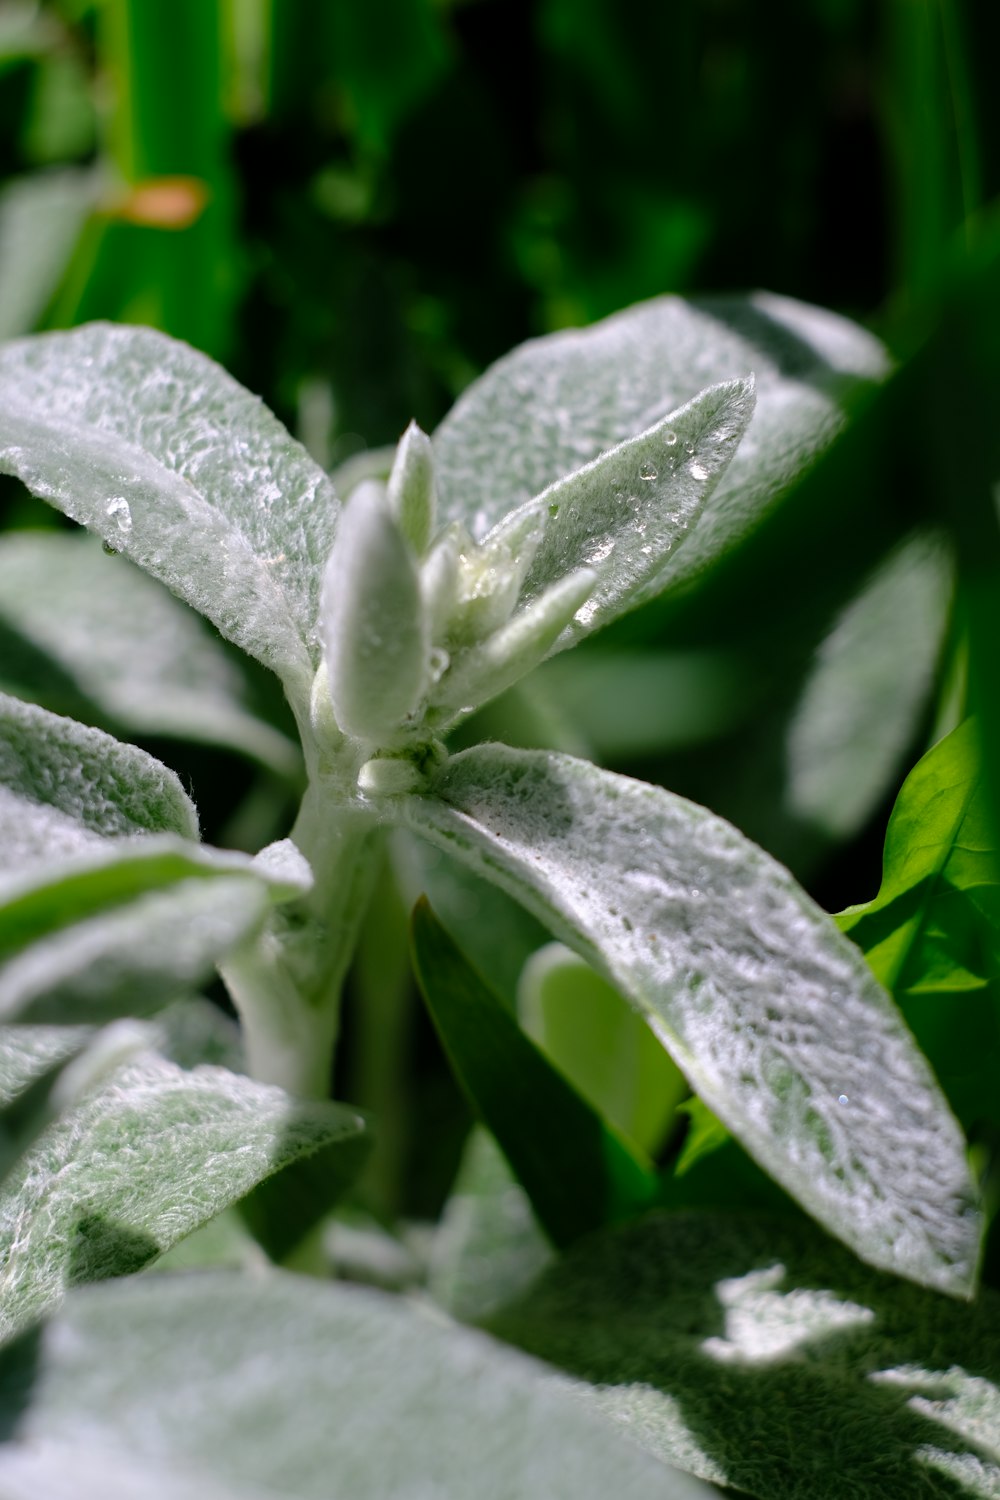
<box><xmin>1</xmin><ymin>0</ymin><xmax>998</xmax><ymax>1242</ymax></box>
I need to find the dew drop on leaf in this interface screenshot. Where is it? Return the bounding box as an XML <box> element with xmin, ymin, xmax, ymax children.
<box><xmin>104</xmin><ymin>495</ymin><xmax>133</xmax><ymax>534</ymax></box>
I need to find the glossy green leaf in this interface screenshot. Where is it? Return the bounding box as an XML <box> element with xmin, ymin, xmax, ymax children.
<box><xmin>0</xmin><ymin>1030</ymin><xmax>367</xmax><ymax>1338</ymax></box>
<box><xmin>492</xmin><ymin>1210</ymin><xmax>1000</xmax><ymax>1500</ymax></box>
<box><xmin>519</xmin><ymin>943</ymin><xmax>687</xmax><ymax>1155</ymax></box>
<box><xmin>411</xmin><ymin>899</ymin><xmax>659</xmax><ymax>1248</ymax></box>
<box><xmin>402</xmin><ymin>744</ymin><xmax>980</xmax><ymax>1293</ymax></box>
<box><xmin>0</xmin><ymin>323</ymin><xmax>339</xmax><ymax>708</ymax></box>
<box><xmin>0</xmin><ymin>691</ymin><xmax>198</xmax><ymax>871</ymax></box>
<box><xmin>433</xmin><ymin>292</ymin><xmax>888</xmax><ymax>595</ymax></box>
<box><xmin>838</xmin><ymin>718</ymin><xmax>1000</xmax><ymax>1127</ymax></box>
<box><xmin>0</xmin><ymin>1272</ymin><xmax>714</xmax><ymax>1499</ymax></box>
<box><xmin>0</xmin><ymin>531</ymin><xmax>299</xmax><ymax>776</ymax></box>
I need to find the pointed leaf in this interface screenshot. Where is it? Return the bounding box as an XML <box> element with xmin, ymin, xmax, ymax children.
<box><xmin>0</xmin><ymin>1273</ymin><xmax>714</xmax><ymax>1499</ymax></box>
<box><xmin>0</xmin><ymin>1029</ymin><xmax>91</xmax><ymax>1190</ymax></box>
<box><xmin>402</xmin><ymin>744</ymin><xmax>980</xmax><ymax>1293</ymax></box>
<box><xmin>411</xmin><ymin>899</ymin><xmax>659</xmax><ymax>1248</ymax></box>
<box><xmin>0</xmin><ymin>692</ymin><xmax>198</xmax><ymax>871</ymax></box>
<box><xmin>0</xmin><ymin>531</ymin><xmax>299</xmax><ymax>776</ymax></box>
<box><xmin>785</xmin><ymin>532</ymin><xmax>953</xmax><ymax>840</ymax></box>
<box><xmin>0</xmin><ymin>864</ymin><xmax>269</xmax><ymax>1026</ymax></box>
<box><xmin>519</xmin><ymin>943</ymin><xmax>687</xmax><ymax>1154</ymax></box>
<box><xmin>387</xmin><ymin>420</ymin><xmax>437</xmax><ymax>555</ymax></box>
<box><xmin>430</xmin><ymin>567</ymin><xmax>597</xmax><ymax>722</ymax></box>
<box><xmin>490</xmin><ymin>378</ymin><xmax>755</xmax><ymax>647</ymax></box>
<box><xmin>838</xmin><ymin>719</ymin><xmax>1000</xmax><ymax>1128</ymax></box>
<box><xmin>492</xmin><ymin>1210</ymin><xmax>1000</xmax><ymax>1500</ymax></box>
<box><xmin>0</xmin><ymin>1031</ymin><xmax>367</xmax><ymax>1338</ymax></box>
<box><xmin>434</xmin><ymin>292</ymin><xmax>888</xmax><ymax>593</ymax></box>
<box><xmin>429</xmin><ymin>1126</ymin><xmax>553</xmax><ymax>1323</ymax></box>
<box><xmin>0</xmin><ymin>323</ymin><xmax>340</xmax><ymax>705</ymax></box>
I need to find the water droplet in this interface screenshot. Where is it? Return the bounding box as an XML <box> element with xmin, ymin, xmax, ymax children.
<box><xmin>102</xmin><ymin>541</ymin><xmax>119</xmax><ymax>557</ymax></box>
<box><xmin>104</xmin><ymin>496</ymin><xmax>132</xmax><ymax>534</ymax></box>
<box><xmin>688</xmin><ymin>462</ymin><xmax>709</xmax><ymax>482</ymax></box>
<box><xmin>548</xmin><ymin>502</ymin><xmax>560</xmax><ymax>518</ymax></box>
<box><xmin>838</xmin><ymin>1094</ymin><xmax>849</xmax><ymax>1106</ymax></box>
<box><xmin>639</xmin><ymin>463</ymin><xmax>658</xmax><ymax>482</ymax></box>
<box><xmin>664</xmin><ymin>430</ymin><xmax>678</xmax><ymax>447</ymax></box>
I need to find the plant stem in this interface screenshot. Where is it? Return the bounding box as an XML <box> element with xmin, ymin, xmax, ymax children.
<box><xmin>221</xmin><ymin>779</ymin><xmax>382</xmax><ymax>1100</ymax></box>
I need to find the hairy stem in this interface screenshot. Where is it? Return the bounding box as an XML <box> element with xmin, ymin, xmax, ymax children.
<box><xmin>222</xmin><ymin>778</ymin><xmax>382</xmax><ymax>1100</ymax></box>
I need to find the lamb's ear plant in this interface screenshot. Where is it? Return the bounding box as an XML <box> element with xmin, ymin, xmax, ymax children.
<box><xmin>0</xmin><ymin>294</ymin><xmax>993</xmax><ymax>1499</ymax></box>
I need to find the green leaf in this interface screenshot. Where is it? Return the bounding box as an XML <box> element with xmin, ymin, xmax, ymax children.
<box><xmin>0</xmin><ymin>1272</ymin><xmax>715</xmax><ymax>1499</ymax></box>
<box><xmin>411</xmin><ymin>899</ymin><xmax>659</xmax><ymax>1249</ymax></box>
<box><xmin>0</xmin><ymin>1030</ymin><xmax>367</xmax><ymax>1338</ymax></box>
<box><xmin>518</xmin><ymin>943</ymin><xmax>687</xmax><ymax>1155</ymax></box>
<box><xmin>402</xmin><ymin>744</ymin><xmax>980</xmax><ymax>1294</ymax></box>
<box><xmin>0</xmin><ymin>531</ymin><xmax>299</xmax><ymax>777</ymax></box>
<box><xmin>0</xmin><ymin>323</ymin><xmax>340</xmax><ymax>708</ymax></box>
<box><xmin>0</xmin><ymin>1028</ymin><xmax>91</xmax><ymax>1190</ymax></box>
<box><xmin>429</xmin><ymin>1126</ymin><xmax>553</xmax><ymax>1323</ymax></box>
<box><xmin>0</xmin><ymin>833</ymin><xmax>313</xmax><ymax>1026</ymax></box>
<box><xmin>491</xmin><ymin>1209</ymin><xmax>1000</xmax><ymax>1500</ymax></box>
<box><xmin>0</xmin><ymin>691</ymin><xmax>198</xmax><ymax>870</ymax></box>
<box><xmin>433</xmin><ymin>292</ymin><xmax>888</xmax><ymax>593</ymax></box>
<box><xmin>0</xmin><ymin>694</ymin><xmax>298</xmax><ymax>1024</ymax></box>
<box><xmin>837</xmin><ymin>718</ymin><xmax>1000</xmax><ymax>1128</ymax></box>
<box><xmin>784</xmin><ymin>531</ymin><xmax>953</xmax><ymax>841</ymax></box>
<box><xmin>0</xmin><ymin>169</ymin><xmax>94</xmax><ymax>342</ymax></box>
<box><xmin>0</xmin><ymin>855</ymin><xmax>269</xmax><ymax>1026</ymax></box>
<box><xmin>485</xmin><ymin>378</ymin><xmax>755</xmax><ymax>649</ymax></box>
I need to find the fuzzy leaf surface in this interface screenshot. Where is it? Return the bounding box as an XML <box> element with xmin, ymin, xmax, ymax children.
<box><xmin>434</xmin><ymin>292</ymin><xmax>888</xmax><ymax>594</ymax></box>
<box><xmin>0</xmin><ymin>832</ymin><xmax>311</xmax><ymax>1026</ymax></box>
<box><xmin>0</xmin><ymin>1272</ymin><xmax>714</xmax><ymax>1499</ymax></box>
<box><xmin>0</xmin><ymin>1031</ymin><xmax>367</xmax><ymax>1339</ymax></box>
<box><xmin>0</xmin><ymin>692</ymin><xmax>198</xmax><ymax>871</ymax></box>
<box><xmin>403</xmin><ymin>745</ymin><xmax>980</xmax><ymax>1293</ymax></box>
<box><xmin>492</xmin><ymin>1210</ymin><xmax>1000</xmax><ymax>1500</ymax></box>
<box><xmin>0</xmin><ymin>532</ymin><xmax>299</xmax><ymax>776</ymax></box>
<box><xmin>489</xmin><ymin>378</ymin><xmax>755</xmax><ymax>648</ymax></box>
<box><xmin>0</xmin><ymin>323</ymin><xmax>339</xmax><ymax>705</ymax></box>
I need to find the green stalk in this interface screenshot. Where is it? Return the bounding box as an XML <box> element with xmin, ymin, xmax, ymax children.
<box><xmin>222</xmin><ymin>776</ymin><xmax>382</xmax><ymax>1100</ymax></box>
